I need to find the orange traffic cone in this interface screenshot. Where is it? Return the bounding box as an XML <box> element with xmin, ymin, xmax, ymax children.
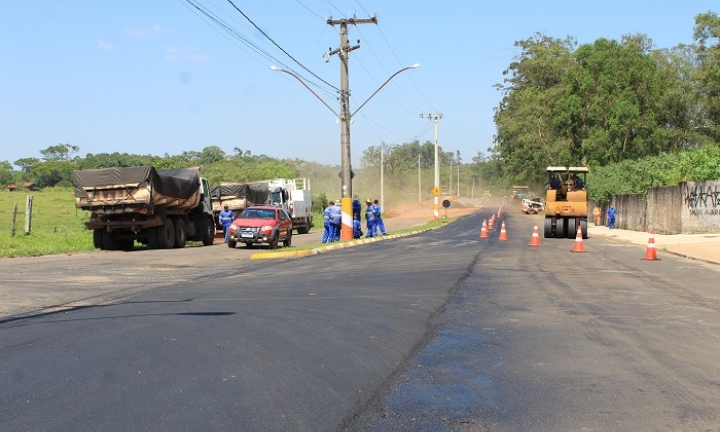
<box><xmin>498</xmin><ymin>221</ymin><xmax>508</xmax><ymax>241</ymax></box>
<box><xmin>488</xmin><ymin>215</ymin><xmax>495</xmax><ymax>230</ymax></box>
<box><xmin>641</xmin><ymin>229</ymin><xmax>660</xmax><ymax>261</ymax></box>
<box><xmin>479</xmin><ymin>219</ymin><xmax>489</xmax><ymax>239</ymax></box>
<box><xmin>529</xmin><ymin>223</ymin><xmax>541</xmax><ymax>247</ymax></box>
<box><xmin>571</xmin><ymin>226</ymin><xmax>586</xmax><ymax>253</ymax></box>
<box><xmin>497</xmin><ymin>208</ymin><xmax>503</xmax><ymax>218</ymax></box>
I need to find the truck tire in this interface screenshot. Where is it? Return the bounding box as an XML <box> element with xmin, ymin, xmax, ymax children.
<box><xmin>93</xmin><ymin>229</ymin><xmax>104</xmax><ymax>249</ymax></box>
<box><xmin>296</xmin><ymin>219</ymin><xmax>310</xmax><ymax>234</ymax></box>
<box><xmin>148</xmin><ymin>227</ymin><xmax>160</xmax><ymax>249</ymax></box>
<box><xmin>544</xmin><ymin>217</ymin><xmax>553</xmax><ymax>239</ymax></box>
<box><xmin>102</xmin><ymin>230</ymin><xmax>120</xmax><ymax>250</ymax></box>
<box><xmin>174</xmin><ymin>218</ymin><xmax>187</xmax><ymax>249</ymax></box>
<box><xmin>580</xmin><ymin>219</ymin><xmax>588</xmax><ymax>239</ymax></box>
<box><xmin>228</xmin><ymin>239</ymin><xmax>237</xmax><ymax>248</ymax></box>
<box><xmin>202</xmin><ymin>218</ymin><xmax>215</xmax><ymax>246</ymax></box>
<box><xmin>157</xmin><ymin>218</ymin><xmax>175</xmax><ymax>249</ymax></box>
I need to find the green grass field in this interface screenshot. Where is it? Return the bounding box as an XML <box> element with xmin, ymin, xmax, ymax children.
<box><xmin>0</xmin><ymin>188</ymin><xmax>95</xmax><ymax>258</ymax></box>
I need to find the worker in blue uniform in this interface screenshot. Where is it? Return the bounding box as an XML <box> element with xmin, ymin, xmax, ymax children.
<box><xmin>322</xmin><ymin>201</ymin><xmax>333</xmax><ymax>243</ymax></box>
<box><xmin>364</xmin><ymin>199</ymin><xmax>377</xmax><ymax>237</ymax></box>
<box><xmin>352</xmin><ymin>194</ymin><xmax>361</xmax><ymax>221</ymax></box>
<box><xmin>352</xmin><ymin>214</ymin><xmax>363</xmax><ymax>239</ymax></box>
<box><xmin>607</xmin><ymin>206</ymin><xmax>616</xmax><ymax>229</ymax></box>
<box><xmin>218</xmin><ymin>204</ymin><xmax>235</xmax><ymax>243</ymax></box>
<box><xmin>330</xmin><ymin>200</ymin><xmax>342</xmax><ymax>242</ymax></box>
<box><xmin>373</xmin><ymin>199</ymin><xmax>387</xmax><ymax>235</ymax></box>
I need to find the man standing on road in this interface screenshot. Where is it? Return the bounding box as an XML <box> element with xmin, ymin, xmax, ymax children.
<box><xmin>607</xmin><ymin>205</ymin><xmax>616</xmax><ymax>229</ymax></box>
<box><xmin>593</xmin><ymin>205</ymin><xmax>601</xmax><ymax>226</ymax></box>
<box><xmin>218</xmin><ymin>204</ymin><xmax>235</xmax><ymax>243</ymax></box>
<box><xmin>365</xmin><ymin>199</ymin><xmax>377</xmax><ymax>238</ymax></box>
<box><xmin>322</xmin><ymin>201</ymin><xmax>333</xmax><ymax>243</ymax></box>
<box><xmin>330</xmin><ymin>200</ymin><xmax>342</xmax><ymax>242</ymax></box>
<box><xmin>373</xmin><ymin>199</ymin><xmax>387</xmax><ymax>236</ymax></box>
<box><xmin>352</xmin><ymin>194</ymin><xmax>361</xmax><ymax>221</ymax></box>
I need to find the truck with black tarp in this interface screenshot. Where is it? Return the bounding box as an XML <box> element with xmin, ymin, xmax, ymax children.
<box><xmin>73</xmin><ymin>166</ymin><xmax>216</xmax><ymax>250</ymax></box>
<box><xmin>212</xmin><ymin>178</ymin><xmax>313</xmax><ymax>234</ymax></box>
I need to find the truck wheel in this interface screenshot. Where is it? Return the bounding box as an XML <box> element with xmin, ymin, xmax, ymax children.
<box><xmin>283</xmin><ymin>229</ymin><xmax>292</xmax><ymax>247</ymax></box>
<box><xmin>202</xmin><ymin>218</ymin><xmax>215</xmax><ymax>246</ymax></box>
<box><xmin>567</xmin><ymin>218</ymin><xmax>577</xmax><ymax>239</ymax></box>
<box><xmin>157</xmin><ymin>218</ymin><xmax>175</xmax><ymax>249</ymax></box>
<box><xmin>297</xmin><ymin>219</ymin><xmax>309</xmax><ymax>234</ymax></box>
<box><xmin>93</xmin><ymin>229</ymin><xmax>104</xmax><ymax>249</ymax></box>
<box><xmin>148</xmin><ymin>227</ymin><xmax>159</xmax><ymax>249</ymax></box>
<box><xmin>174</xmin><ymin>218</ymin><xmax>187</xmax><ymax>249</ymax></box>
<box><xmin>102</xmin><ymin>231</ymin><xmax>121</xmax><ymax>250</ymax></box>
<box><xmin>228</xmin><ymin>239</ymin><xmax>237</xmax><ymax>248</ymax></box>
<box><xmin>269</xmin><ymin>233</ymin><xmax>279</xmax><ymax>249</ymax></box>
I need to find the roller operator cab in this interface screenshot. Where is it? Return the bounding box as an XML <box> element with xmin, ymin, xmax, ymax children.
<box><xmin>544</xmin><ymin>166</ymin><xmax>589</xmax><ymax>239</ymax></box>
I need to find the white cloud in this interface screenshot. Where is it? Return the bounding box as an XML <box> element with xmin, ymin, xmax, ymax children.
<box><xmin>96</xmin><ymin>38</ymin><xmax>114</xmax><ymax>50</ymax></box>
<box><xmin>165</xmin><ymin>45</ymin><xmax>209</xmax><ymax>62</ymax></box>
<box><xmin>126</xmin><ymin>23</ymin><xmax>163</xmax><ymax>39</ymax></box>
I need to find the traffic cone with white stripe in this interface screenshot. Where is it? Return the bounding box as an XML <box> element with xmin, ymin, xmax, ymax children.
<box><xmin>479</xmin><ymin>219</ymin><xmax>489</xmax><ymax>239</ymax></box>
<box><xmin>498</xmin><ymin>221</ymin><xmax>508</xmax><ymax>241</ymax></box>
<box><xmin>641</xmin><ymin>229</ymin><xmax>660</xmax><ymax>261</ymax></box>
<box><xmin>529</xmin><ymin>223</ymin><xmax>541</xmax><ymax>247</ymax></box>
<box><xmin>571</xmin><ymin>226</ymin><xmax>586</xmax><ymax>253</ymax></box>
<box><xmin>488</xmin><ymin>215</ymin><xmax>495</xmax><ymax>230</ymax></box>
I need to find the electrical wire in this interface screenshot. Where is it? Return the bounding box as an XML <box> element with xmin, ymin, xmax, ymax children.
<box><xmin>225</xmin><ymin>0</ymin><xmax>339</xmax><ymax>91</ymax></box>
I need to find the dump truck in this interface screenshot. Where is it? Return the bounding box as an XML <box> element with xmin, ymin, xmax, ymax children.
<box><xmin>543</xmin><ymin>166</ymin><xmax>588</xmax><ymax>239</ymax></box>
<box><xmin>212</xmin><ymin>178</ymin><xmax>313</xmax><ymax>234</ymax></box>
<box><xmin>73</xmin><ymin>166</ymin><xmax>216</xmax><ymax>250</ymax></box>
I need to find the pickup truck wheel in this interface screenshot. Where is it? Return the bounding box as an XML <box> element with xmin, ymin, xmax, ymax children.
<box><xmin>269</xmin><ymin>233</ymin><xmax>279</xmax><ymax>249</ymax></box>
<box><xmin>283</xmin><ymin>230</ymin><xmax>292</xmax><ymax>247</ymax></box>
<box><xmin>157</xmin><ymin>218</ymin><xmax>175</xmax><ymax>249</ymax></box>
<box><xmin>228</xmin><ymin>239</ymin><xmax>237</xmax><ymax>248</ymax></box>
<box><xmin>202</xmin><ymin>218</ymin><xmax>215</xmax><ymax>246</ymax></box>
<box><xmin>93</xmin><ymin>229</ymin><xmax>104</xmax><ymax>249</ymax></box>
<box><xmin>174</xmin><ymin>218</ymin><xmax>187</xmax><ymax>248</ymax></box>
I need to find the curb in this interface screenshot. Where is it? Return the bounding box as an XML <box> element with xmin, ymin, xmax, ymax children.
<box><xmin>249</xmin><ymin>226</ymin><xmax>439</xmax><ymax>260</ymax></box>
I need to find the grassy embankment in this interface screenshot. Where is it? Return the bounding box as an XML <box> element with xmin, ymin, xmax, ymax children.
<box><xmin>0</xmin><ymin>188</ymin><xmax>94</xmax><ymax>258</ymax></box>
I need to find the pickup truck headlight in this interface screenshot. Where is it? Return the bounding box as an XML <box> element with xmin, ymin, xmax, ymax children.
<box><xmin>229</xmin><ymin>224</ymin><xmax>238</xmax><ymax>232</ymax></box>
<box><xmin>260</xmin><ymin>225</ymin><xmax>273</xmax><ymax>235</ymax></box>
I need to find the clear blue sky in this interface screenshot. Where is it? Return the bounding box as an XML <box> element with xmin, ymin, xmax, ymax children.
<box><xmin>1</xmin><ymin>1</ymin><xmax>716</xmax><ymax>169</ymax></box>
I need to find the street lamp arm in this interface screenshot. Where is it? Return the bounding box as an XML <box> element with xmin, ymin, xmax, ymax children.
<box><xmin>270</xmin><ymin>66</ymin><xmax>339</xmax><ymax>117</ymax></box>
<box><xmin>351</xmin><ymin>64</ymin><xmax>420</xmax><ymax>117</ymax></box>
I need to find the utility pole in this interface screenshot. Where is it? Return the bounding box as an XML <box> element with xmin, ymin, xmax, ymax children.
<box><xmin>380</xmin><ymin>142</ymin><xmax>384</xmax><ymax>215</ymax></box>
<box><xmin>420</xmin><ymin>112</ymin><xmax>442</xmax><ymax>222</ymax></box>
<box><xmin>457</xmin><ymin>164</ymin><xmax>460</xmax><ymax>198</ymax></box>
<box><xmin>418</xmin><ymin>153</ymin><xmax>421</xmax><ymax>203</ymax></box>
<box><xmin>449</xmin><ymin>160</ymin><xmax>453</xmax><ymax>196</ymax></box>
<box><xmin>327</xmin><ymin>15</ymin><xmax>377</xmax><ymax>241</ymax></box>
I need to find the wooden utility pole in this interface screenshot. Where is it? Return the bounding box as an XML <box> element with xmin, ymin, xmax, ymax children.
<box><xmin>420</xmin><ymin>112</ymin><xmax>443</xmax><ymax>221</ymax></box>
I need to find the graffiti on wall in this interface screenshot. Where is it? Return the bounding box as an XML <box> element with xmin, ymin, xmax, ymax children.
<box><xmin>684</xmin><ymin>182</ymin><xmax>720</xmax><ymax>216</ymax></box>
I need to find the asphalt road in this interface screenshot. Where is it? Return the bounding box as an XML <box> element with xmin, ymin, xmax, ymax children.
<box><xmin>1</xmin><ymin>209</ymin><xmax>719</xmax><ymax>431</ymax></box>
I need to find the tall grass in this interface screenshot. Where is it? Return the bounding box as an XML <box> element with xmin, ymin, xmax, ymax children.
<box><xmin>0</xmin><ymin>188</ymin><xmax>94</xmax><ymax>258</ymax></box>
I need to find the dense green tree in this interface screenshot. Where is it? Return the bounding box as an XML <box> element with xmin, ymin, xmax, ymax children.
<box><xmin>0</xmin><ymin>161</ymin><xmax>13</xmax><ymax>185</ymax></box>
<box><xmin>13</xmin><ymin>157</ymin><xmax>39</xmax><ymax>173</ymax></box>
<box><xmin>693</xmin><ymin>11</ymin><xmax>720</xmax><ymax>141</ymax></box>
<box><xmin>493</xmin><ymin>33</ymin><xmax>576</xmax><ymax>185</ymax></box>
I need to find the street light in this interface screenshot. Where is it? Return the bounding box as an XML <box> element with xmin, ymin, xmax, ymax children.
<box><xmin>271</xmin><ymin>63</ymin><xmax>420</xmax><ymax>240</ymax></box>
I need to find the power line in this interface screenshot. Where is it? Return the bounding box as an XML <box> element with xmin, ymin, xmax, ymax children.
<box><xmin>225</xmin><ymin>0</ymin><xmax>339</xmax><ymax>91</ymax></box>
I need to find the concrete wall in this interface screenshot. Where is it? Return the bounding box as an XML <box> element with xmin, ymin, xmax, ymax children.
<box><xmin>611</xmin><ymin>193</ymin><xmax>646</xmax><ymax>231</ymax></box>
<box><xmin>681</xmin><ymin>181</ymin><xmax>720</xmax><ymax>233</ymax></box>
<box><xmin>606</xmin><ymin>181</ymin><xmax>720</xmax><ymax>234</ymax></box>
<box><xmin>647</xmin><ymin>186</ymin><xmax>682</xmax><ymax>234</ymax></box>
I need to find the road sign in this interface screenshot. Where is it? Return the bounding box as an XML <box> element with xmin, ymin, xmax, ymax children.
<box><xmin>432</xmin><ymin>186</ymin><xmax>441</xmax><ymax>196</ymax></box>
